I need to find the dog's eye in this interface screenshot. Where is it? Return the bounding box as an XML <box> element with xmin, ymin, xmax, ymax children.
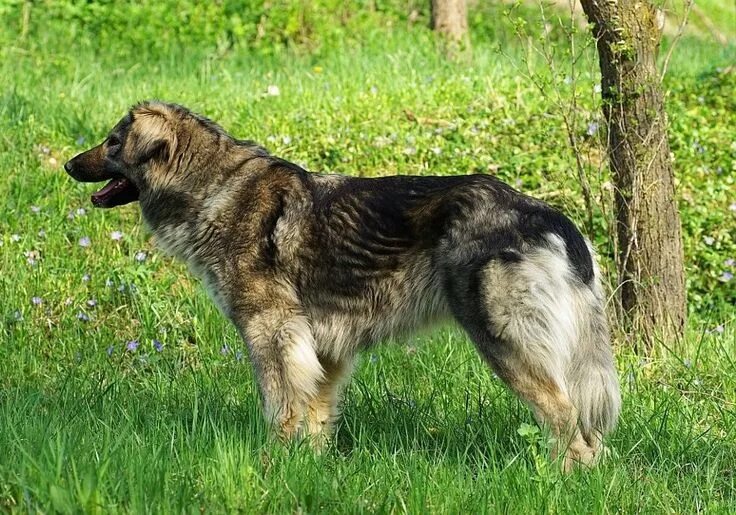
<box><xmin>107</xmin><ymin>135</ymin><xmax>122</xmax><ymax>151</ymax></box>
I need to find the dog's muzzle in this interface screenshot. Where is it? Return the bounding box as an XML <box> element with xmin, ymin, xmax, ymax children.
<box><xmin>65</xmin><ymin>146</ymin><xmax>140</xmax><ymax>208</ymax></box>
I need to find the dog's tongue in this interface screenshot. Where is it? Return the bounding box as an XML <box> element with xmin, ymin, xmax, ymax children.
<box><xmin>91</xmin><ymin>177</ymin><xmax>139</xmax><ymax>208</ymax></box>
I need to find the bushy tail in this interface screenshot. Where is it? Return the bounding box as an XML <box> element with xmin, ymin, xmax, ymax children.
<box><xmin>566</xmin><ymin>275</ymin><xmax>621</xmax><ymax>446</ymax></box>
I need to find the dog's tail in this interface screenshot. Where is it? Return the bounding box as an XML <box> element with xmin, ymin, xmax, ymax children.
<box><xmin>566</xmin><ymin>253</ymin><xmax>621</xmax><ymax>446</ymax></box>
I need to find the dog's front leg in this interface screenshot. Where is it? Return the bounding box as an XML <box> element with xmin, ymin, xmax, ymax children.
<box><xmin>241</xmin><ymin>308</ymin><xmax>324</xmax><ymax>441</ymax></box>
<box><xmin>304</xmin><ymin>356</ymin><xmax>354</xmax><ymax>449</ymax></box>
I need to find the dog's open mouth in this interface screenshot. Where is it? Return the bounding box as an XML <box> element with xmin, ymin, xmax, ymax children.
<box><xmin>91</xmin><ymin>177</ymin><xmax>140</xmax><ymax>208</ymax></box>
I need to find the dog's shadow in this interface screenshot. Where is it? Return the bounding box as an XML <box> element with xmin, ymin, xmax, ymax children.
<box><xmin>329</xmin><ymin>380</ymin><xmax>532</xmax><ymax>466</ymax></box>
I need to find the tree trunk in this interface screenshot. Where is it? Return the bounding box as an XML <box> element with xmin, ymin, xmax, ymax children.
<box><xmin>579</xmin><ymin>0</ymin><xmax>687</xmax><ymax>350</ymax></box>
<box><xmin>431</xmin><ymin>0</ymin><xmax>469</xmax><ymax>47</ymax></box>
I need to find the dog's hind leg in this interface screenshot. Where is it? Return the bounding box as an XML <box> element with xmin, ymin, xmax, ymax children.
<box><xmin>304</xmin><ymin>356</ymin><xmax>354</xmax><ymax>448</ymax></box>
<box><xmin>449</xmin><ymin>237</ymin><xmax>619</xmax><ymax>471</ymax></box>
<box><xmin>241</xmin><ymin>308</ymin><xmax>325</xmax><ymax>441</ymax></box>
<box><xmin>479</xmin><ymin>348</ymin><xmax>596</xmax><ymax>471</ymax></box>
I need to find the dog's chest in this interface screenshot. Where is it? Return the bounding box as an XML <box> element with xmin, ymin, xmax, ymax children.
<box><xmin>152</xmin><ymin>221</ymin><xmax>192</xmax><ymax>261</ymax></box>
<box><xmin>152</xmin><ymin>221</ymin><xmax>234</xmax><ymax>317</ymax></box>
<box><xmin>198</xmin><ymin>270</ymin><xmax>232</xmax><ymax>318</ymax></box>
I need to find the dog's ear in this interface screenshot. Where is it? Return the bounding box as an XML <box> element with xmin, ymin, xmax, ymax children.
<box><xmin>136</xmin><ymin>137</ymin><xmax>170</xmax><ymax>164</ymax></box>
<box><xmin>128</xmin><ymin>105</ymin><xmax>177</xmax><ymax>166</ymax></box>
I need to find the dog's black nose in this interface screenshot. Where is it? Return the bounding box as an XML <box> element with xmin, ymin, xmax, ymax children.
<box><xmin>64</xmin><ymin>161</ymin><xmax>73</xmax><ymax>173</ymax></box>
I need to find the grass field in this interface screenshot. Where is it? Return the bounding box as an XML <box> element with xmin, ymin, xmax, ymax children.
<box><xmin>1</xmin><ymin>2</ymin><xmax>735</xmax><ymax>512</ymax></box>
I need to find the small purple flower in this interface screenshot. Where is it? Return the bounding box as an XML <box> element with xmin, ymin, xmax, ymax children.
<box><xmin>76</xmin><ymin>136</ymin><xmax>86</xmax><ymax>146</ymax></box>
<box><xmin>79</xmin><ymin>236</ymin><xmax>91</xmax><ymax>248</ymax></box>
<box><xmin>725</xmin><ymin>258</ymin><xmax>735</xmax><ymax>267</ymax></box>
<box><xmin>586</xmin><ymin>121</ymin><xmax>599</xmax><ymax>136</ymax></box>
<box><xmin>38</xmin><ymin>229</ymin><xmax>46</xmax><ymax>238</ymax></box>
<box><xmin>126</xmin><ymin>340</ymin><xmax>139</xmax><ymax>352</ymax></box>
<box><xmin>13</xmin><ymin>310</ymin><xmax>23</xmax><ymax>321</ymax></box>
<box><xmin>64</xmin><ymin>297</ymin><xmax>73</xmax><ymax>306</ymax></box>
<box><xmin>105</xmin><ymin>279</ymin><xmax>114</xmax><ymax>288</ymax></box>
<box><xmin>86</xmin><ymin>298</ymin><xmax>97</xmax><ymax>308</ymax></box>
<box><xmin>30</xmin><ymin>205</ymin><xmax>41</xmax><ymax>214</ymax></box>
<box><xmin>110</xmin><ymin>231</ymin><xmax>123</xmax><ymax>241</ymax></box>
<box><xmin>117</xmin><ymin>284</ymin><xmax>126</xmax><ymax>292</ymax></box>
<box><xmin>235</xmin><ymin>350</ymin><xmax>244</xmax><ymax>362</ymax></box>
<box><xmin>683</xmin><ymin>358</ymin><xmax>692</xmax><ymax>368</ymax></box>
<box><xmin>693</xmin><ymin>142</ymin><xmax>705</xmax><ymax>154</ymax></box>
<box><xmin>10</xmin><ymin>234</ymin><xmax>20</xmax><ymax>243</ymax></box>
<box><xmin>369</xmin><ymin>354</ymin><xmax>378</xmax><ymax>364</ymax></box>
<box><xmin>703</xmin><ymin>236</ymin><xmax>715</xmax><ymax>246</ymax></box>
<box><xmin>220</xmin><ymin>344</ymin><xmax>230</xmax><ymax>355</ymax></box>
<box><xmin>82</xmin><ymin>273</ymin><xmax>90</xmax><ymax>283</ymax></box>
<box><xmin>76</xmin><ymin>312</ymin><xmax>90</xmax><ymax>322</ymax></box>
<box><xmin>720</xmin><ymin>271</ymin><xmax>733</xmax><ymax>282</ymax></box>
<box><xmin>106</xmin><ymin>345</ymin><xmax>114</xmax><ymax>356</ymax></box>
<box><xmin>153</xmin><ymin>340</ymin><xmax>163</xmax><ymax>352</ymax></box>
<box><xmin>135</xmin><ymin>251</ymin><xmax>147</xmax><ymax>263</ymax></box>
<box><xmin>31</xmin><ymin>296</ymin><xmax>43</xmax><ymax>306</ymax></box>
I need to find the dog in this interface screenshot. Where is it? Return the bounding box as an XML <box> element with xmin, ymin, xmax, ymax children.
<box><xmin>65</xmin><ymin>101</ymin><xmax>620</xmax><ymax>470</ymax></box>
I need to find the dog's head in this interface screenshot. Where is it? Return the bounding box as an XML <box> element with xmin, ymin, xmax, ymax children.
<box><xmin>64</xmin><ymin>102</ymin><xmax>189</xmax><ymax>209</ymax></box>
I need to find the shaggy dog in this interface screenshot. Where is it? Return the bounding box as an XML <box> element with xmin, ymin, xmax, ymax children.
<box><xmin>65</xmin><ymin>101</ymin><xmax>620</xmax><ymax>470</ymax></box>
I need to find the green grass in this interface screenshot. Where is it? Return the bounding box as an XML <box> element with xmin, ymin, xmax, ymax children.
<box><xmin>1</xmin><ymin>325</ymin><xmax>735</xmax><ymax>512</ymax></box>
<box><xmin>1</xmin><ymin>3</ymin><xmax>735</xmax><ymax>512</ymax></box>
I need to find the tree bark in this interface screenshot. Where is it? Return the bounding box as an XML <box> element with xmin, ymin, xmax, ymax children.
<box><xmin>579</xmin><ymin>0</ymin><xmax>687</xmax><ymax>350</ymax></box>
<box><xmin>431</xmin><ymin>0</ymin><xmax>469</xmax><ymax>47</ymax></box>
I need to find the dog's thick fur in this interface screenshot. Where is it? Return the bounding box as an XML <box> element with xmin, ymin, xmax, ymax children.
<box><xmin>65</xmin><ymin>101</ymin><xmax>621</xmax><ymax>470</ymax></box>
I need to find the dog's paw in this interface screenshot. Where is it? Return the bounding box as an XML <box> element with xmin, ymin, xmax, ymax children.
<box><xmin>562</xmin><ymin>442</ymin><xmax>600</xmax><ymax>473</ymax></box>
